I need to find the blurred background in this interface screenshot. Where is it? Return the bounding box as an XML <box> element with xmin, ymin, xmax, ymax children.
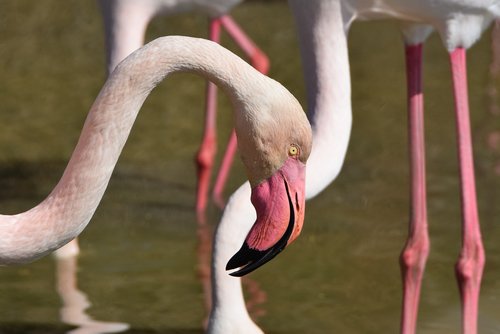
<box><xmin>0</xmin><ymin>0</ymin><xmax>499</xmax><ymax>333</ymax></box>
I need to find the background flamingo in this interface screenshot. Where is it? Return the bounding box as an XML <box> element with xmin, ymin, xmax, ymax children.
<box><xmin>212</xmin><ymin>1</ymin><xmax>498</xmax><ymax>333</ymax></box>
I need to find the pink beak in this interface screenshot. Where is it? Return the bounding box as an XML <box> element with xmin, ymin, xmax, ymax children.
<box><xmin>226</xmin><ymin>157</ymin><xmax>306</xmax><ymax>276</ymax></box>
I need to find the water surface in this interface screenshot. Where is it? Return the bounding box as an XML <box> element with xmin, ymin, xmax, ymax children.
<box><xmin>0</xmin><ymin>1</ymin><xmax>500</xmax><ymax>333</ymax></box>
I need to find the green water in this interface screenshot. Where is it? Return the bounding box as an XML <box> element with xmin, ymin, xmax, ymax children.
<box><xmin>1</xmin><ymin>1</ymin><xmax>500</xmax><ymax>333</ymax></box>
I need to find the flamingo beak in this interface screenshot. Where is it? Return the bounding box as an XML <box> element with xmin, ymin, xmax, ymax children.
<box><xmin>226</xmin><ymin>157</ymin><xmax>306</xmax><ymax>277</ymax></box>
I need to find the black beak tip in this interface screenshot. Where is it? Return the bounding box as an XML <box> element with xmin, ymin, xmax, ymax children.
<box><xmin>225</xmin><ymin>242</ymin><xmax>252</xmax><ymax>271</ymax></box>
<box><xmin>226</xmin><ymin>241</ymin><xmax>287</xmax><ymax>277</ymax></box>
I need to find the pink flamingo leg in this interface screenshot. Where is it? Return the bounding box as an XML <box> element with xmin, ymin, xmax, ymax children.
<box><xmin>219</xmin><ymin>15</ymin><xmax>270</xmax><ymax>73</ymax></box>
<box><xmin>399</xmin><ymin>43</ymin><xmax>430</xmax><ymax>334</ymax></box>
<box><xmin>212</xmin><ymin>129</ymin><xmax>237</xmax><ymax>208</ymax></box>
<box><xmin>195</xmin><ymin>19</ymin><xmax>222</xmax><ymax>219</ymax></box>
<box><xmin>211</xmin><ymin>15</ymin><xmax>270</xmax><ymax>207</ymax></box>
<box><xmin>196</xmin><ymin>15</ymin><xmax>270</xmax><ymax>213</ymax></box>
<box><xmin>450</xmin><ymin>48</ymin><xmax>485</xmax><ymax>334</ymax></box>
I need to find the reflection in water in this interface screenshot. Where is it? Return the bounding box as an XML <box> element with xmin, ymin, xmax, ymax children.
<box><xmin>55</xmin><ymin>254</ymin><xmax>129</xmax><ymax>334</ymax></box>
<box><xmin>195</xmin><ymin>220</ymin><xmax>213</xmax><ymax>327</ymax></box>
<box><xmin>52</xmin><ymin>217</ymin><xmax>267</xmax><ymax>334</ymax></box>
<box><xmin>242</xmin><ymin>276</ymin><xmax>267</xmax><ymax>319</ymax></box>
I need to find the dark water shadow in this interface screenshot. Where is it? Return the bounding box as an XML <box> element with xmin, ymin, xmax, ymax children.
<box><xmin>0</xmin><ymin>161</ymin><xmax>64</xmax><ymax>201</ymax></box>
<box><xmin>0</xmin><ymin>323</ymin><xmax>297</xmax><ymax>334</ymax></box>
<box><xmin>0</xmin><ymin>160</ymin><xmax>195</xmax><ymax>212</ymax></box>
<box><xmin>0</xmin><ymin>323</ymin><xmax>203</xmax><ymax>334</ymax></box>
<box><xmin>0</xmin><ymin>323</ymin><xmax>74</xmax><ymax>334</ymax></box>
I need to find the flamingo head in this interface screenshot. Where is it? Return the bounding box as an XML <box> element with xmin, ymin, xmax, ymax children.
<box><xmin>226</xmin><ymin>81</ymin><xmax>312</xmax><ymax>276</ymax></box>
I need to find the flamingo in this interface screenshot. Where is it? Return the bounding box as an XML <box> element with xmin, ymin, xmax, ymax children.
<box><xmin>98</xmin><ymin>0</ymin><xmax>270</xmax><ymax>219</ymax></box>
<box><xmin>211</xmin><ymin>1</ymin><xmax>498</xmax><ymax>333</ymax></box>
<box><xmin>0</xmin><ymin>36</ymin><xmax>312</xmax><ymax>283</ymax></box>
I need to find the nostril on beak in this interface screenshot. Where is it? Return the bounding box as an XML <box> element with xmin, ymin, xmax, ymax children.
<box><xmin>295</xmin><ymin>192</ymin><xmax>300</xmax><ymax>212</ymax></box>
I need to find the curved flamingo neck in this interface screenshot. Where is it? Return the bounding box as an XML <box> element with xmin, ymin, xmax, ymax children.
<box><xmin>289</xmin><ymin>0</ymin><xmax>353</xmax><ymax>199</ymax></box>
<box><xmin>207</xmin><ymin>3</ymin><xmax>354</xmax><ymax>331</ymax></box>
<box><xmin>0</xmin><ymin>36</ymin><xmax>267</xmax><ymax>265</ymax></box>
<box><xmin>208</xmin><ymin>183</ymin><xmax>263</xmax><ymax>334</ymax></box>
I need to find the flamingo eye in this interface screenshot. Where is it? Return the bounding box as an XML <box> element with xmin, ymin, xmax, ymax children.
<box><xmin>288</xmin><ymin>145</ymin><xmax>299</xmax><ymax>157</ymax></box>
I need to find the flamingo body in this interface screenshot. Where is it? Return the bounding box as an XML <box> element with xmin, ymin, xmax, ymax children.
<box><xmin>344</xmin><ymin>0</ymin><xmax>499</xmax><ymax>49</ymax></box>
